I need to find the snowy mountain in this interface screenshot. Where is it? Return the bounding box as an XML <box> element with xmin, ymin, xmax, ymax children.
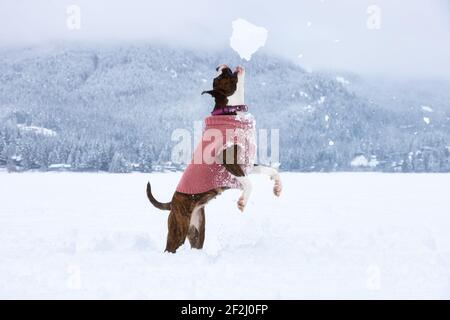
<box><xmin>1</xmin><ymin>44</ymin><xmax>449</xmax><ymax>172</ymax></box>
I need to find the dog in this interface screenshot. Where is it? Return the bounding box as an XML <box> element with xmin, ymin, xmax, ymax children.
<box><xmin>146</xmin><ymin>65</ymin><xmax>282</xmax><ymax>253</ymax></box>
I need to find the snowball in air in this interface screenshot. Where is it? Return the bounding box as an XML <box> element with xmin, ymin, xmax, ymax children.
<box><xmin>230</xmin><ymin>18</ymin><xmax>268</xmax><ymax>61</ymax></box>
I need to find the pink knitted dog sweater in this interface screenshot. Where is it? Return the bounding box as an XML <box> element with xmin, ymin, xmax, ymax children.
<box><xmin>176</xmin><ymin>114</ymin><xmax>256</xmax><ymax>194</ymax></box>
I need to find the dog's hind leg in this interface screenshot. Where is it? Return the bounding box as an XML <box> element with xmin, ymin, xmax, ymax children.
<box><xmin>165</xmin><ymin>206</ymin><xmax>190</xmax><ymax>253</ymax></box>
<box><xmin>187</xmin><ymin>206</ymin><xmax>205</xmax><ymax>249</ymax></box>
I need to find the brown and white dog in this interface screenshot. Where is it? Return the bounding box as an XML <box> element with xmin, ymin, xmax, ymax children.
<box><xmin>146</xmin><ymin>65</ymin><xmax>282</xmax><ymax>253</ymax></box>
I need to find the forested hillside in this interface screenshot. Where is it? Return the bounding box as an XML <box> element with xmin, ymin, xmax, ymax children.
<box><xmin>1</xmin><ymin>44</ymin><xmax>449</xmax><ymax>172</ymax></box>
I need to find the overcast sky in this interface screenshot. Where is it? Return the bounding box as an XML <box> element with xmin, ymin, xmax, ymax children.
<box><xmin>1</xmin><ymin>0</ymin><xmax>449</xmax><ymax>78</ymax></box>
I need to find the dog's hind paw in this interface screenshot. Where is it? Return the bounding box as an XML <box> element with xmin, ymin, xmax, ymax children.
<box><xmin>273</xmin><ymin>179</ymin><xmax>282</xmax><ymax>197</ymax></box>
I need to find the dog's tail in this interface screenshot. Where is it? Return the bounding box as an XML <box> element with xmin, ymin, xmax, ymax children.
<box><xmin>146</xmin><ymin>182</ymin><xmax>171</xmax><ymax>211</ymax></box>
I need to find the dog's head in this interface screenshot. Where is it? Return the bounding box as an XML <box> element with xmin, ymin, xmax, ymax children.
<box><xmin>202</xmin><ymin>65</ymin><xmax>245</xmax><ymax>106</ymax></box>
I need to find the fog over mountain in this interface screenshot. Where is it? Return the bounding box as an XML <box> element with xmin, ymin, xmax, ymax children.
<box><xmin>1</xmin><ymin>0</ymin><xmax>449</xmax><ymax>78</ymax></box>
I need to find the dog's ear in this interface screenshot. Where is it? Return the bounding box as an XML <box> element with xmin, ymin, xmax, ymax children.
<box><xmin>201</xmin><ymin>89</ymin><xmax>228</xmax><ymax>105</ymax></box>
<box><xmin>201</xmin><ymin>90</ymin><xmax>215</xmax><ymax>96</ymax></box>
<box><xmin>201</xmin><ymin>89</ymin><xmax>225</xmax><ymax>97</ymax></box>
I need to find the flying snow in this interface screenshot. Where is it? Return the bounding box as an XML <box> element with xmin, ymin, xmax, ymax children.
<box><xmin>230</xmin><ymin>18</ymin><xmax>268</xmax><ymax>61</ymax></box>
<box><xmin>421</xmin><ymin>105</ymin><xmax>433</xmax><ymax>113</ymax></box>
<box><xmin>318</xmin><ymin>96</ymin><xmax>326</xmax><ymax>104</ymax></box>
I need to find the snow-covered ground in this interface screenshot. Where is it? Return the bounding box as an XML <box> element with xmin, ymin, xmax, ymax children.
<box><xmin>1</xmin><ymin>172</ymin><xmax>449</xmax><ymax>299</ymax></box>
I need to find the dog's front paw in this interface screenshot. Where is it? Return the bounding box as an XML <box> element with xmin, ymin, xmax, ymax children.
<box><xmin>237</xmin><ymin>197</ymin><xmax>246</xmax><ymax>212</ymax></box>
<box><xmin>273</xmin><ymin>179</ymin><xmax>282</xmax><ymax>197</ymax></box>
